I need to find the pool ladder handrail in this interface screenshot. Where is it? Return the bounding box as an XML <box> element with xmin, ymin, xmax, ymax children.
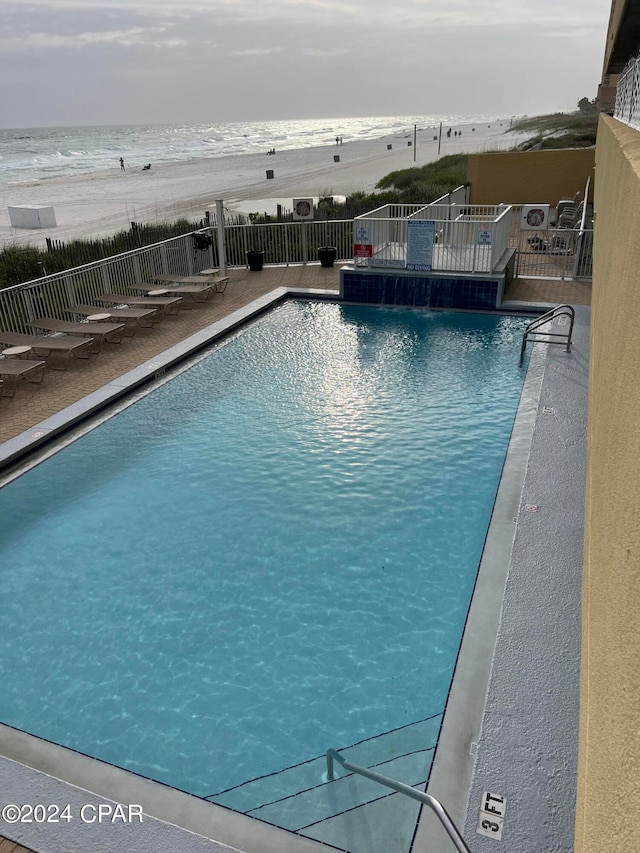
<box><xmin>325</xmin><ymin>748</ymin><xmax>471</xmax><ymax>853</ymax></box>
<box><xmin>519</xmin><ymin>303</ymin><xmax>575</xmax><ymax>364</ymax></box>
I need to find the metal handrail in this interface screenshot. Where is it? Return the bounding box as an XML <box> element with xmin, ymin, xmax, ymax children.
<box><xmin>325</xmin><ymin>748</ymin><xmax>471</xmax><ymax>853</ymax></box>
<box><xmin>519</xmin><ymin>303</ymin><xmax>575</xmax><ymax>364</ymax></box>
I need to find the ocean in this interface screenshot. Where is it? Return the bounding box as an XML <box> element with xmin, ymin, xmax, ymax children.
<box><xmin>0</xmin><ymin>114</ymin><xmax>513</xmax><ymax>185</ymax></box>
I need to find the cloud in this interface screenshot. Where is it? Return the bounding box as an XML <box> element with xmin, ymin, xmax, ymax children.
<box><xmin>231</xmin><ymin>46</ymin><xmax>285</xmax><ymax>57</ymax></box>
<box><xmin>0</xmin><ymin>0</ymin><xmax>612</xmax><ymax>127</ymax></box>
<box><xmin>0</xmin><ymin>26</ymin><xmax>187</xmax><ymax>51</ymax></box>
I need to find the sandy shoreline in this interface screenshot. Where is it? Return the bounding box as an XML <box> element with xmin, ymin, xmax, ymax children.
<box><xmin>0</xmin><ymin>122</ymin><xmax>529</xmax><ymax>248</ymax></box>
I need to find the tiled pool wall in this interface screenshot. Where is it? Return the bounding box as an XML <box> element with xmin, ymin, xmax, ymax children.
<box><xmin>340</xmin><ymin>267</ymin><xmax>506</xmax><ymax>310</ymax></box>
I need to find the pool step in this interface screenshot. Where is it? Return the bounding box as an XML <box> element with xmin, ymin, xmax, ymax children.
<box><xmin>207</xmin><ymin>714</ymin><xmax>442</xmax><ymax>852</ymax></box>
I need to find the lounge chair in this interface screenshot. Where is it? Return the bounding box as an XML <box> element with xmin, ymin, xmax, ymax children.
<box><xmin>0</xmin><ymin>357</ymin><xmax>47</xmax><ymax>397</ymax></box>
<box><xmin>65</xmin><ymin>304</ymin><xmax>157</xmax><ymax>333</ymax></box>
<box><xmin>0</xmin><ymin>332</ymin><xmax>94</xmax><ymax>370</ymax></box>
<box><xmin>130</xmin><ymin>281</ymin><xmax>213</xmax><ymax>307</ymax></box>
<box><xmin>97</xmin><ymin>293</ymin><xmax>182</xmax><ymax>316</ymax></box>
<box><xmin>157</xmin><ymin>273</ymin><xmax>229</xmax><ymax>293</ymax></box>
<box><xmin>28</xmin><ymin>318</ymin><xmax>125</xmax><ymax>353</ymax></box>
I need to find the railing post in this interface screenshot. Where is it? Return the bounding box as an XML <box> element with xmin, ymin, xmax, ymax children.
<box><xmin>215</xmin><ymin>200</ymin><xmax>227</xmax><ymax>276</ymax></box>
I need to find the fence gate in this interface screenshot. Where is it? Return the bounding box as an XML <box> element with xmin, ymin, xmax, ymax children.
<box><xmin>515</xmin><ymin>228</ymin><xmax>576</xmax><ymax>279</ymax></box>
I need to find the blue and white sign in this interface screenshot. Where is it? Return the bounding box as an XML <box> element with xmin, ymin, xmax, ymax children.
<box><xmin>478</xmin><ymin>229</ymin><xmax>492</xmax><ymax>245</ymax></box>
<box><xmin>354</xmin><ymin>223</ymin><xmax>371</xmax><ymax>242</ymax></box>
<box><xmin>406</xmin><ymin>220</ymin><xmax>435</xmax><ymax>271</ymax></box>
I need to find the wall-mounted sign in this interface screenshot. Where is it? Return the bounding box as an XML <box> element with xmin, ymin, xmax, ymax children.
<box><xmin>520</xmin><ymin>204</ymin><xmax>550</xmax><ymax>230</ymax></box>
<box><xmin>354</xmin><ymin>223</ymin><xmax>371</xmax><ymax>242</ymax></box>
<box><xmin>293</xmin><ymin>198</ymin><xmax>314</xmax><ymax>220</ymax></box>
<box><xmin>406</xmin><ymin>219</ymin><xmax>435</xmax><ymax>271</ymax></box>
<box><xmin>476</xmin><ymin>791</ymin><xmax>506</xmax><ymax>841</ymax></box>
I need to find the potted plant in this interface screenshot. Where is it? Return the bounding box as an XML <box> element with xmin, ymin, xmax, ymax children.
<box><xmin>246</xmin><ymin>248</ymin><xmax>264</xmax><ymax>271</ymax></box>
<box><xmin>318</xmin><ymin>246</ymin><xmax>337</xmax><ymax>268</ymax></box>
<box><xmin>318</xmin><ymin>207</ymin><xmax>337</xmax><ymax>267</ymax></box>
<box><xmin>245</xmin><ymin>216</ymin><xmax>265</xmax><ymax>271</ymax></box>
<box><xmin>193</xmin><ymin>231</ymin><xmax>212</xmax><ymax>252</ymax></box>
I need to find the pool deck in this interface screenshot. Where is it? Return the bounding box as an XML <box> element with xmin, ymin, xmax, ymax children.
<box><xmin>0</xmin><ymin>266</ymin><xmax>590</xmax><ymax>853</ymax></box>
<box><xmin>0</xmin><ymin>266</ymin><xmax>590</xmax><ymax>448</ymax></box>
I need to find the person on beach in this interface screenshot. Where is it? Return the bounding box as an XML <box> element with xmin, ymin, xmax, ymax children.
<box><xmin>119</xmin><ymin>157</ymin><xmax>125</xmax><ymax>171</ymax></box>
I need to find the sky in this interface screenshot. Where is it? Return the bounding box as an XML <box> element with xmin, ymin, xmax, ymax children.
<box><xmin>0</xmin><ymin>0</ymin><xmax>613</xmax><ymax>128</ymax></box>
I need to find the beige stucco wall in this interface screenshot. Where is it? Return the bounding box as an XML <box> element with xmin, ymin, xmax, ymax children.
<box><xmin>467</xmin><ymin>149</ymin><xmax>595</xmax><ymax>205</ymax></box>
<box><xmin>574</xmin><ymin>113</ymin><xmax>640</xmax><ymax>851</ymax></box>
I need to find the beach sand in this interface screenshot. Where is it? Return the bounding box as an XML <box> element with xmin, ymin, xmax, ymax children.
<box><xmin>0</xmin><ymin>122</ymin><xmax>530</xmax><ymax>249</ymax></box>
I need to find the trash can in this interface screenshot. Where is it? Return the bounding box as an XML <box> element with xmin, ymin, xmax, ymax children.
<box><xmin>266</xmin><ymin>169</ymin><xmax>274</xmax><ymax>179</ymax></box>
<box><xmin>318</xmin><ymin>247</ymin><xmax>337</xmax><ymax>268</ymax></box>
<box><xmin>246</xmin><ymin>250</ymin><xmax>264</xmax><ymax>271</ymax></box>
<box><xmin>334</xmin><ymin>154</ymin><xmax>340</xmax><ymax>163</ymax></box>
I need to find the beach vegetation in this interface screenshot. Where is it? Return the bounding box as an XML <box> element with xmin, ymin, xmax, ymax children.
<box><xmin>0</xmin><ymin>216</ymin><xmax>231</xmax><ymax>288</ymax></box>
<box><xmin>374</xmin><ymin>153</ymin><xmax>469</xmax><ymax>200</ymax></box>
<box><xmin>510</xmin><ymin>110</ymin><xmax>598</xmax><ymax>150</ymax></box>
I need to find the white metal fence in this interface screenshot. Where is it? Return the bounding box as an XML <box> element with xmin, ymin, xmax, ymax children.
<box><xmin>223</xmin><ymin>219</ymin><xmax>353</xmax><ymax>266</ymax></box>
<box><xmin>614</xmin><ymin>52</ymin><xmax>640</xmax><ymax>130</ymax></box>
<box><xmin>514</xmin><ymin>228</ymin><xmax>593</xmax><ymax>280</ymax></box>
<box><xmin>0</xmin><ymin>221</ymin><xmax>354</xmax><ymax>333</ymax></box>
<box><xmin>0</xmin><ymin>199</ymin><xmax>592</xmax><ymax>334</ymax></box>
<box><xmin>354</xmin><ymin>204</ymin><xmax>513</xmax><ymax>273</ymax></box>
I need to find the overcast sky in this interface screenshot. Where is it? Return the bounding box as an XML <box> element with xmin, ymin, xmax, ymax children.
<box><xmin>0</xmin><ymin>0</ymin><xmax>613</xmax><ymax>129</ymax></box>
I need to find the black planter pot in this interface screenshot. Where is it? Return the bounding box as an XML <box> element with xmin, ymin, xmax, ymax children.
<box><xmin>318</xmin><ymin>246</ymin><xmax>337</xmax><ymax>268</ymax></box>
<box><xmin>246</xmin><ymin>250</ymin><xmax>264</xmax><ymax>272</ymax></box>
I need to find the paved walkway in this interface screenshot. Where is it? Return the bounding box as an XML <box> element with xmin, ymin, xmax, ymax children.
<box><xmin>0</xmin><ymin>840</ymin><xmax>34</xmax><ymax>853</ymax></box>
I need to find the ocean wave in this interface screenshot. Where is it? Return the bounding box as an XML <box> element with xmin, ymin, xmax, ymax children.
<box><xmin>0</xmin><ymin>113</ymin><xmax>512</xmax><ymax>184</ymax></box>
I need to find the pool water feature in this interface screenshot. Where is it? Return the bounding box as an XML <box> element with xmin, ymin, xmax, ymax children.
<box><xmin>0</xmin><ymin>302</ymin><xmax>530</xmax><ymax>851</ymax></box>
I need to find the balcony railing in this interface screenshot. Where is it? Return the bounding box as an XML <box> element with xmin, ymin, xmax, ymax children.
<box><xmin>614</xmin><ymin>52</ymin><xmax>640</xmax><ymax>130</ymax></box>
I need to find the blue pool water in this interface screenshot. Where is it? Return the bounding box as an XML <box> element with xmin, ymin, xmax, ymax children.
<box><xmin>0</xmin><ymin>302</ymin><xmax>529</xmax><ymax>800</ymax></box>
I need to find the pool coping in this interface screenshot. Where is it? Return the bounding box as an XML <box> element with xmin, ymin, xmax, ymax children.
<box><xmin>459</xmin><ymin>304</ymin><xmax>588</xmax><ymax>852</ymax></box>
<box><xmin>0</xmin><ymin>293</ymin><xmax>586</xmax><ymax>853</ymax></box>
<box><xmin>418</xmin><ymin>305</ymin><xmax>588</xmax><ymax>851</ymax></box>
<box><xmin>415</xmin><ymin>341</ymin><xmax>547</xmax><ymax>850</ymax></box>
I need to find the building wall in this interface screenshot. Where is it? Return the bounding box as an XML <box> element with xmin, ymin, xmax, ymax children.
<box><xmin>574</xmin><ymin>113</ymin><xmax>640</xmax><ymax>851</ymax></box>
<box><xmin>467</xmin><ymin>149</ymin><xmax>595</xmax><ymax>206</ymax></box>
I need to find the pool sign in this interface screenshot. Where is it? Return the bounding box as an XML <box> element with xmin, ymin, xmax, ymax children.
<box><xmin>478</xmin><ymin>229</ymin><xmax>492</xmax><ymax>245</ymax></box>
<box><xmin>477</xmin><ymin>791</ymin><xmax>506</xmax><ymax>841</ymax></box>
<box><xmin>406</xmin><ymin>219</ymin><xmax>435</xmax><ymax>271</ymax></box>
<box><xmin>293</xmin><ymin>198</ymin><xmax>314</xmax><ymax>220</ymax></box>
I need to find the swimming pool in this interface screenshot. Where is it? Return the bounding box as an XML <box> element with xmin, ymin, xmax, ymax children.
<box><xmin>0</xmin><ymin>302</ymin><xmax>530</xmax><ymax>848</ymax></box>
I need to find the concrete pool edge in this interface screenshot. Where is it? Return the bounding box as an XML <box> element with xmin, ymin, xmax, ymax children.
<box><xmin>0</xmin><ymin>731</ymin><xmax>337</xmax><ymax>853</ymax></box>
<box><xmin>415</xmin><ymin>333</ymin><xmax>547</xmax><ymax>851</ymax></box>
<box><xmin>420</xmin><ymin>305</ymin><xmax>589</xmax><ymax>852</ymax></box>
<box><xmin>460</xmin><ymin>304</ymin><xmax>588</xmax><ymax>851</ymax></box>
